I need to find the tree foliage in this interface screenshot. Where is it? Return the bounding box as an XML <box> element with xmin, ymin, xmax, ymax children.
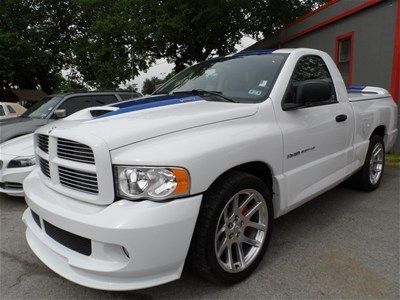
<box><xmin>242</xmin><ymin>0</ymin><xmax>328</xmax><ymax>39</ymax></box>
<box><xmin>71</xmin><ymin>0</ymin><xmax>158</xmax><ymax>88</ymax></box>
<box><xmin>0</xmin><ymin>0</ymin><xmax>329</xmax><ymax>92</ymax></box>
<box><xmin>0</xmin><ymin>0</ymin><xmax>77</xmax><ymax>93</ymax></box>
<box><xmin>142</xmin><ymin>76</ymin><xmax>164</xmax><ymax>95</ymax></box>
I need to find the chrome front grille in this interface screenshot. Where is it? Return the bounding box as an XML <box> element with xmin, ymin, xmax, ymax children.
<box><xmin>35</xmin><ymin>133</ymin><xmax>113</xmax><ymax>203</ymax></box>
<box><xmin>57</xmin><ymin>138</ymin><xmax>95</xmax><ymax>164</ymax></box>
<box><xmin>38</xmin><ymin>134</ymin><xmax>49</xmax><ymax>153</ymax></box>
<box><xmin>39</xmin><ymin>157</ymin><xmax>50</xmax><ymax>178</ymax></box>
<box><xmin>58</xmin><ymin>166</ymin><xmax>98</xmax><ymax>194</ymax></box>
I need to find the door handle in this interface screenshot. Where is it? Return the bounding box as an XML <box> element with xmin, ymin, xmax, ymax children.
<box><xmin>336</xmin><ymin>114</ymin><xmax>347</xmax><ymax>122</ymax></box>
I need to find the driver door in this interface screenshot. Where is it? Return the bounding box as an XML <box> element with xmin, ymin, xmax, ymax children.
<box><xmin>274</xmin><ymin>55</ymin><xmax>353</xmax><ymax>208</ymax></box>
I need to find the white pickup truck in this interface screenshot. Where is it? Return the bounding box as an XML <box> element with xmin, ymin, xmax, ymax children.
<box><xmin>22</xmin><ymin>48</ymin><xmax>398</xmax><ymax>291</ymax></box>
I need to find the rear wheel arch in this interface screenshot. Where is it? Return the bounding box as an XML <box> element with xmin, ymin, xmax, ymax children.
<box><xmin>371</xmin><ymin>125</ymin><xmax>386</xmax><ymax>141</ymax></box>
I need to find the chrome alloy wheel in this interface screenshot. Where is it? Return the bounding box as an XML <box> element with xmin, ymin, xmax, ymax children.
<box><xmin>369</xmin><ymin>143</ymin><xmax>384</xmax><ymax>185</ymax></box>
<box><xmin>214</xmin><ymin>189</ymin><xmax>268</xmax><ymax>273</ymax></box>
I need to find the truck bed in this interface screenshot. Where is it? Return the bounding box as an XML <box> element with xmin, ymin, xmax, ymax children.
<box><xmin>347</xmin><ymin>85</ymin><xmax>391</xmax><ymax>102</ymax></box>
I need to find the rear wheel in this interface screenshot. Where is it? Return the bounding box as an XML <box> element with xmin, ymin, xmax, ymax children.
<box><xmin>188</xmin><ymin>171</ymin><xmax>273</xmax><ymax>284</ymax></box>
<box><xmin>349</xmin><ymin>135</ymin><xmax>385</xmax><ymax>191</ymax></box>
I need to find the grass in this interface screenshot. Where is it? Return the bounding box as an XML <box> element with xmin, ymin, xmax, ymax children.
<box><xmin>386</xmin><ymin>153</ymin><xmax>400</xmax><ymax>169</ymax></box>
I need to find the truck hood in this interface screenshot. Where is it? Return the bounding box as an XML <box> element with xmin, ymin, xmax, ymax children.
<box><xmin>40</xmin><ymin>94</ymin><xmax>259</xmax><ymax>150</ymax></box>
<box><xmin>0</xmin><ymin>133</ymin><xmax>34</xmax><ymax>157</ymax></box>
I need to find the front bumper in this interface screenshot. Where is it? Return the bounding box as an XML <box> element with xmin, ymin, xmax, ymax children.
<box><xmin>0</xmin><ymin>154</ymin><xmax>33</xmax><ymax>197</ymax></box>
<box><xmin>23</xmin><ymin>169</ymin><xmax>202</xmax><ymax>291</ymax></box>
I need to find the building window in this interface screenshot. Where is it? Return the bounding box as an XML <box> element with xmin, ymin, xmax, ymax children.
<box><xmin>335</xmin><ymin>32</ymin><xmax>354</xmax><ymax>85</ymax></box>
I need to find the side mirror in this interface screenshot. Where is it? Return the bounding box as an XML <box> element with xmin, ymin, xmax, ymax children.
<box><xmin>53</xmin><ymin>109</ymin><xmax>67</xmax><ymax>119</ymax></box>
<box><xmin>282</xmin><ymin>80</ymin><xmax>332</xmax><ymax>111</ymax></box>
<box><xmin>295</xmin><ymin>80</ymin><xmax>332</xmax><ymax>105</ymax></box>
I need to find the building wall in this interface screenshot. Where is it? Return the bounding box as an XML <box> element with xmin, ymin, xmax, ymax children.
<box><xmin>283</xmin><ymin>0</ymin><xmax>396</xmax><ymax>92</ymax></box>
<box><xmin>248</xmin><ymin>0</ymin><xmax>398</xmax><ymax>94</ymax></box>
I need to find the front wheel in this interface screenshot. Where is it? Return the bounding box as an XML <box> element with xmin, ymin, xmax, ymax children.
<box><xmin>188</xmin><ymin>171</ymin><xmax>273</xmax><ymax>284</ymax></box>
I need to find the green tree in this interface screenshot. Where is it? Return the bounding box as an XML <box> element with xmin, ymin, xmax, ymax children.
<box><xmin>142</xmin><ymin>76</ymin><xmax>164</xmax><ymax>95</ymax></box>
<box><xmin>0</xmin><ymin>0</ymin><xmax>77</xmax><ymax>93</ymax></box>
<box><xmin>0</xmin><ymin>0</ymin><xmax>330</xmax><ymax>91</ymax></box>
<box><xmin>242</xmin><ymin>0</ymin><xmax>329</xmax><ymax>39</ymax></box>
<box><xmin>72</xmin><ymin>0</ymin><xmax>158</xmax><ymax>89</ymax></box>
<box><xmin>150</xmin><ymin>0</ymin><xmax>245</xmax><ymax>72</ymax></box>
<box><xmin>124</xmin><ymin>83</ymin><xmax>138</xmax><ymax>93</ymax></box>
<box><xmin>164</xmin><ymin>71</ymin><xmax>175</xmax><ymax>82</ymax></box>
<box><xmin>55</xmin><ymin>75</ymin><xmax>85</xmax><ymax>93</ymax></box>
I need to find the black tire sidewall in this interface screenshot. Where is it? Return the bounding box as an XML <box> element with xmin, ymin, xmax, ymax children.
<box><xmin>363</xmin><ymin>135</ymin><xmax>385</xmax><ymax>190</ymax></box>
<box><xmin>195</xmin><ymin>171</ymin><xmax>273</xmax><ymax>284</ymax></box>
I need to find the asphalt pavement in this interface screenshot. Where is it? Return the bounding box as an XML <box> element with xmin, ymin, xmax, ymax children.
<box><xmin>1</xmin><ymin>168</ymin><xmax>399</xmax><ymax>299</ymax></box>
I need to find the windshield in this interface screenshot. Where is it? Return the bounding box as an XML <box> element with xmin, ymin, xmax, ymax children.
<box><xmin>0</xmin><ymin>106</ymin><xmax>4</xmax><ymax>116</ymax></box>
<box><xmin>21</xmin><ymin>96</ymin><xmax>63</xmax><ymax>119</ymax></box>
<box><xmin>156</xmin><ymin>53</ymin><xmax>287</xmax><ymax>103</ymax></box>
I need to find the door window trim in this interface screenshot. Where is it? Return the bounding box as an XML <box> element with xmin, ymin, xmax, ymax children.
<box><xmin>282</xmin><ymin>54</ymin><xmax>339</xmax><ymax>110</ymax></box>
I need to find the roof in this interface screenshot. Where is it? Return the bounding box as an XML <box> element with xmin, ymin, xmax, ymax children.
<box><xmin>9</xmin><ymin>89</ymin><xmax>47</xmax><ymax>102</ymax></box>
<box><xmin>50</xmin><ymin>90</ymin><xmax>142</xmax><ymax>97</ymax></box>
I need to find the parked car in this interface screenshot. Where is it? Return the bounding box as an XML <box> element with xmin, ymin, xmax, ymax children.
<box><xmin>0</xmin><ymin>91</ymin><xmax>142</xmax><ymax>197</ymax></box>
<box><xmin>0</xmin><ymin>134</ymin><xmax>34</xmax><ymax>197</ymax></box>
<box><xmin>22</xmin><ymin>49</ymin><xmax>397</xmax><ymax>291</ymax></box>
<box><xmin>0</xmin><ymin>90</ymin><xmax>141</xmax><ymax>143</ymax></box>
<box><xmin>0</xmin><ymin>102</ymin><xmax>26</xmax><ymax>120</ymax></box>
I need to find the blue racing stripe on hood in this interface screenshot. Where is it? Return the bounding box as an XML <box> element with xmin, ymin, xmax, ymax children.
<box><xmin>99</xmin><ymin>94</ymin><xmax>204</xmax><ymax>118</ymax></box>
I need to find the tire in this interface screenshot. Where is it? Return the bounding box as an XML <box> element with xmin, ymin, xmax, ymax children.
<box><xmin>188</xmin><ymin>171</ymin><xmax>273</xmax><ymax>284</ymax></box>
<box><xmin>349</xmin><ymin>135</ymin><xmax>385</xmax><ymax>191</ymax></box>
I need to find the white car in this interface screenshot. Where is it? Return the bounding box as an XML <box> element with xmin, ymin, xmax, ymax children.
<box><xmin>22</xmin><ymin>48</ymin><xmax>398</xmax><ymax>291</ymax></box>
<box><xmin>0</xmin><ymin>134</ymin><xmax>35</xmax><ymax>197</ymax></box>
<box><xmin>0</xmin><ymin>102</ymin><xmax>26</xmax><ymax>120</ymax></box>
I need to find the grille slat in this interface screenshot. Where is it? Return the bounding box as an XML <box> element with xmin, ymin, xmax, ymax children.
<box><xmin>37</xmin><ymin>134</ymin><xmax>49</xmax><ymax>153</ymax></box>
<box><xmin>57</xmin><ymin>172</ymin><xmax>98</xmax><ymax>187</ymax></box>
<box><xmin>5</xmin><ymin>182</ymin><xmax>23</xmax><ymax>189</ymax></box>
<box><xmin>57</xmin><ymin>142</ymin><xmax>94</xmax><ymax>150</ymax></box>
<box><xmin>57</xmin><ymin>138</ymin><xmax>95</xmax><ymax>164</ymax></box>
<box><xmin>39</xmin><ymin>158</ymin><xmax>50</xmax><ymax>178</ymax></box>
<box><xmin>58</xmin><ymin>166</ymin><xmax>98</xmax><ymax>194</ymax></box>
<box><xmin>57</xmin><ymin>147</ymin><xmax>93</xmax><ymax>154</ymax></box>
<box><xmin>0</xmin><ymin>182</ymin><xmax>23</xmax><ymax>190</ymax></box>
<box><xmin>59</xmin><ymin>180</ymin><xmax>99</xmax><ymax>194</ymax></box>
<box><xmin>57</xmin><ymin>152</ymin><xmax>95</xmax><ymax>163</ymax></box>
<box><xmin>58</xmin><ymin>167</ymin><xmax>97</xmax><ymax>181</ymax></box>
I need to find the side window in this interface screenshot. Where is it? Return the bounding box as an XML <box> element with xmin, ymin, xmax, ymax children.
<box><xmin>58</xmin><ymin>96</ymin><xmax>93</xmax><ymax>116</ymax></box>
<box><xmin>0</xmin><ymin>105</ymin><xmax>5</xmax><ymax>116</ymax></box>
<box><xmin>284</xmin><ymin>55</ymin><xmax>337</xmax><ymax>107</ymax></box>
<box><xmin>92</xmin><ymin>95</ymin><xmax>118</xmax><ymax>106</ymax></box>
<box><xmin>118</xmin><ymin>93</ymin><xmax>140</xmax><ymax>101</ymax></box>
<box><xmin>7</xmin><ymin>105</ymin><xmax>16</xmax><ymax>113</ymax></box>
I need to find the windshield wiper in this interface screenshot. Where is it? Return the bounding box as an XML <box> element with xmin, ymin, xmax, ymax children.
<box><xmin>172</xmin><ymin>89</ymin><xmax>237</xmax><ymax>103</ymax></box>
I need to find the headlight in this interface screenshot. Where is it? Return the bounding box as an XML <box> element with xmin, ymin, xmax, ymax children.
<box><xmin>115</xmin><ymin>166</ymin><xmax>190</xmax><ymax>201</ymax></box>
<box><xmin>7</xmin><ymin>156</ymin><xmax>36</xmax><ymax>168</ymax></box>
